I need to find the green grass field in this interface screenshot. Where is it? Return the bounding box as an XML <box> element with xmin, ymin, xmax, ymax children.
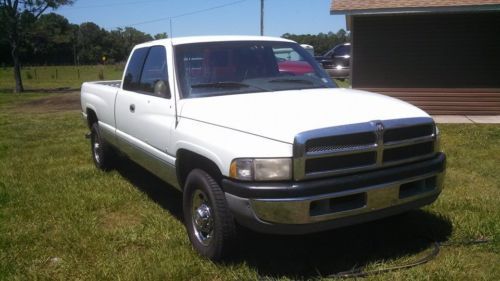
<box><xmin>0</xmin><ymin>93</ymin><xmax>499</xmax><ymax>280</ymax></box>
<box><xmin>0</xmin><ymin>65</ymin><xmax>124</xmax><ymax>92</ymax></box>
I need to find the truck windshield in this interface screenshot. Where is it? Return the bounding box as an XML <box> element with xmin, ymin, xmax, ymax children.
<box><xmin>175</xmin><ymin>41</ymin><xmax>336</xmax><ymax>98</ymax></box>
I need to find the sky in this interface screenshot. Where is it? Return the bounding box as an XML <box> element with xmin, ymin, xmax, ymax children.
<box><xmin>55</xmin><ymin>0</ymin><xmax>346</xmax><ymax>37</ymax></box>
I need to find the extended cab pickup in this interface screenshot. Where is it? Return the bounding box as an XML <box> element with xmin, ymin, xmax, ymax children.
<box><xmin>80</xmin><ymin>36</ymin><xmax>446</xmax><ymax>260</ymax></box>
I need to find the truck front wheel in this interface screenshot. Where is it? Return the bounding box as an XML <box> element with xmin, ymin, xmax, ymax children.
<box><xmin>183</xmin><ymin>169</ymin><xmax>236</xmax><ymax>261</ymax></box>
<box><xmin>90</xmin><ymin>123</ymin><xmax>114</xmax><ymax>171</ymax></box>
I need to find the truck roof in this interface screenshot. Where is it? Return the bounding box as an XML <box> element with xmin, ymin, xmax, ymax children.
<box><xmin>135</xmin><ymin>35</ymin><xmax>295</xmax><ymax>48</ymax></box>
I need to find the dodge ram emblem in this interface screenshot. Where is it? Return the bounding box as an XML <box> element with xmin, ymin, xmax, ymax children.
<box><xmin>375</xmin><ymin>122</ymin><xmax>384</xmax><ymax>142</ymax></box>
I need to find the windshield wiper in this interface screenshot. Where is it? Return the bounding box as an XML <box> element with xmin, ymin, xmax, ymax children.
<box><xmin>191</xmin><ymin>82</ymin><xmax>251</xmax><ymax>89</ymax></box>
<box><xmin>268</xmin><ymin>78</ymin><xmax>314</xmax><ymax>84</ymax></box>
<box><xmin>268</xmin><ymin>78</ymin><xmax>329</xmax><ymax>88</ymax></box>
<box><xmin>191</xmin><ymin>81</ymin><xmax>271</xmax><ymax>92</ymax></box>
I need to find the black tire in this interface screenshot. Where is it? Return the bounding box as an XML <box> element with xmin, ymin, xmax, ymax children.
<box><xmin>183</xmin><ymin>169</ymin><xmax>236</xmax><ymax>261</ymax></box>
<box><xmin>90</xmin><ymin>123</ymin><xmax>114</xmax><ymax>171</ymax></box>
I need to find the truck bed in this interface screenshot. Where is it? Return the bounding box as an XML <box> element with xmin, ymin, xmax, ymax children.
<box><xmin>91</xmin><ymin>80</ymin><xmax>121</xmax><ymax>88</ymax></box>
<box><xmin>80</xmin><ymin>80</ymin><xmax>121</xmax><ymax>130</ymax></box>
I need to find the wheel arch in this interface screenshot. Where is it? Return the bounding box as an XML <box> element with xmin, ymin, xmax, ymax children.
<box><xmin>86</xmin><ymin>107</ymin><xmax>98</xmax><ymax>129</ymax></box>
<box><xmin>176</xmin><ymin>149</ymin><xmax>225</xmax><ymax>190</ymax></box>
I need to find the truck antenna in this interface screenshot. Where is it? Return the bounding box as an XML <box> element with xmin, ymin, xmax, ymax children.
<box><xmin>170</xmin><ymin>18</ymin><xmax>179</xmax><ymax>127</ymax></box>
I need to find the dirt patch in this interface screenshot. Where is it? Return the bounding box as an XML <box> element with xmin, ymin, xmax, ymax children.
<box><xmin>16</xmin><ymin>92</ymin><xmax>80</xmax><ymax>113</ymax></box>
<box><xmin>100</xmin><ymin>211</ymin><xmax>142</xmax><ymax>232</ymax></box>
<box><xmin>0</xmin><ymin>87</ymin><xmax>79</xmax><ymax>94</ymax></box>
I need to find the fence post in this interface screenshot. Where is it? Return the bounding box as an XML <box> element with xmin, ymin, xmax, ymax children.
<box><xmin>55</xmin><ymin>68</ymin><xmax>58</xmax><ymax>79</ymax></box>
<box><xmin>77</xmin><ymin>68</ymin><xmax>80</xmax><ymax>79</ymax></box>
<box><xmin>34</xmin><ymin>68</ymin><xmax>38</xmax><ymax>80</ymax></box>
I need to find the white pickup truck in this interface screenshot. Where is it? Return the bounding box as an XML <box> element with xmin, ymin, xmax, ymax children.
<box><xmin>80</xmin><ymin>36</ymin><xmax>446</xmax><ymax>260</ymax></box>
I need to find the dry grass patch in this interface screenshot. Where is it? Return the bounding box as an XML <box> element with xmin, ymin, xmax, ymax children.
<box><xmin>100</xmin><ymin>211</ymin><xmax>142</xmax><ymax>232</ymax></box>
<box><xmin>15</xmin><ymin>93</ymin><xmax>80</xmax><ymax>113</ymax></box>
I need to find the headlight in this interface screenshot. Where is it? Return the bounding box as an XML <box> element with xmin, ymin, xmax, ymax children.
<box><xmin>230</xmin><ymin>158</ymin><xmax>292</xmax><ymax>181</ymax></box>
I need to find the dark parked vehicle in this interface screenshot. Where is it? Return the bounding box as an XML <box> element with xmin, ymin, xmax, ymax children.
<box><xmin>315</xmin><ymin>43</ymin><xmax>351</xmax><ymax>80</ymax></box>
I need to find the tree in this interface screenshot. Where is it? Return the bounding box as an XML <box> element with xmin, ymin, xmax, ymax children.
<box><xmin>282</xmin><ymin>30</ymin><xmax>350</xmax><ymax>56</ymax></box>
<box><xmin>77</xmin><ymin>22</ymin><xmax>106</xmax><ymax>64</ymax></box>
<box><xmin>121</xmin><ymin>27</ymin><xmax>153</xmax><ymax>55</ymax></box>
<box><xmin>336</xmin><ymin>29</ymin><xmax>348</xmax><ymax>43</ymax></box>
<box><xmin>0</xmin><ymin>12</ymin><xmax>164</xmax><ymax>68</ymax></box>
<box><xmin>154</xmin><ymin>32</ymin><xmax>168</xmax><ymax>40</ymax></box>
<box><xmin>29</xmin><ymin>13</ymin><xmax>74</xmax><ymax>65</ymax></box>
<box><xmin>0</xmin><ymin>0</ymin><xmax>74</xmax><ymax>93</ymax></box>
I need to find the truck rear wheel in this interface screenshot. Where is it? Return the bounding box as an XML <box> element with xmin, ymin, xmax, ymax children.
<box><xmin>90</xmin><ymin>123</ymin><xmax>114</xmax><ymax>171</ymax></box>
<box><xmin>183</xmin><ymin>169</ymin><xmax>236</xmax><ymax>261</ymax></box>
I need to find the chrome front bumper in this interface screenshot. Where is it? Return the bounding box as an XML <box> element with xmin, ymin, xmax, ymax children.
<box><xmin>250</xmin><ymin>172</ymin><xmax>443</xmax><ymax>225</ymax></box>
<box><xmin>223</xmin><ymin>153</ymin><xmax>445</xmax><ymax>234</ymax></box>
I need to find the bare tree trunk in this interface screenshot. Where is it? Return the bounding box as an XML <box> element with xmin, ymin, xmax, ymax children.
<box><xmin>11</xmin><ymin>42</ymin><xmax>24</xmax><ymax>93</ymax></box>
<box><xmin>5</xmin><ymin>3</ymin><xmax>24</xmax><ymax>93</ymax></box>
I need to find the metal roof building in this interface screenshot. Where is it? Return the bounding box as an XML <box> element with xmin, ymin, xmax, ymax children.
<box><xmin>331</xmin><ymin>0</ymin><xmax>500</xmax><ymax>114</ymax></box>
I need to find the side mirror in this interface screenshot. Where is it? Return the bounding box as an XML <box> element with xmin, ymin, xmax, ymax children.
<box><xmin>154</xmin><ymin>80</ymin><xmax>171</xmax><ymax>99</ymax></box>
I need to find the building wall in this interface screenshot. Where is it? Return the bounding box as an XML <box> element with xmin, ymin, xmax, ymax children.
<box><xmin>351</xmin><ymin>11</ymin><xmax>500</xmax><ymax>89</ymax></box>
<box><xmin>355</xmin><ymin>88</ymin><xmax>500</xmax><ymax>114</ymax></box>
<box><xmin>351</xmin><ymin>11</ymin><xmax>500</xmax><ymax>114</ymax></box>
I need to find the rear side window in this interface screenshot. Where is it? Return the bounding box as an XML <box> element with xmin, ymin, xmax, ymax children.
<box><xmin>334</xmin><ymin>45</ymin><xmax>351</xmax><ymax>57</ymax></box>
<box><xmin>139</xmin><ymin>46</ymin><xmax>168</xmax><ymax>95</ymax></box>
<box><xmin>123</xmin><ymin>47</ymin><xmax>149</xmax><ymax>91</ymax></box>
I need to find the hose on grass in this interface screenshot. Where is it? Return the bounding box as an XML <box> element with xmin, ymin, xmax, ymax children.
<box><xmin>327</xmin><ymin>238</ymin><xmax>491</xmax><ymax>279</ymax></box>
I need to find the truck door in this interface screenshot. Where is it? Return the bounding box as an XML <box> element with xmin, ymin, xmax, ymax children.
<box><xmin>115</xmin><ymin>45</ymin><xmax>177</xmax><ymax>163</ymax></box>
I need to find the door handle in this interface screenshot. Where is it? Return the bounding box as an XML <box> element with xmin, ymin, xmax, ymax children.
<box><xmin>129</xmin><ymin>104</ymin><xmax>135</xmax><ymax>113</ymax></box>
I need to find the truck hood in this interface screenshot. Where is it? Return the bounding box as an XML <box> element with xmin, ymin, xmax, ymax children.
<box><xmin>178</xmin><ymin>88</ymin><xmax>430</xmax><ymax>144</ymax></box>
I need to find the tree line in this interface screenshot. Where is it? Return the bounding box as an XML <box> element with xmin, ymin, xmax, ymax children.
<box><xmin>282</xmin><ymin>30</ymin><xmax>349</xmax><ymax>56</ymax></box>
<box><xmin>0</xmin><ymin>13</ymin><xmax>350</xmax><ymax>67</ymax></box>
<box><xmin>0</xmin><ymin>13</ymin><xmax>167</xmax><ymax>66</ymax></box>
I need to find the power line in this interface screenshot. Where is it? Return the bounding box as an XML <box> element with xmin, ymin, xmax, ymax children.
<box><xmin>62</xmin><ymin>0</ymin><xmax>165</xmax><ymax>10</ymax></box>
<box><xmin>123</xmin><ymin>0</ymin><xmax>248</xmax><ymax>27</ymax></box>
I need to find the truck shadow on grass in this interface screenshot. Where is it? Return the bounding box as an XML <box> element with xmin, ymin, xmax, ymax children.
<box><xmin>114</xmin><ymin>157</ymin><xmax>453</xmax><ymax>279</ymax></box>
<box><xmin>234</xmin><ymin>211</ymin><xmax>452</xmax><ymax>278</ymax></box>
<box><xmin>114</xmin><ymin>158</ymin><xmax>184</xmax><ymax>221</ymax></box>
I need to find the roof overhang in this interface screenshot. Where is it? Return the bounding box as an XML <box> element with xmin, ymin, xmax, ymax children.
<box><xmin>331</xmin><ymin>4</ymin><xmax>500</xmax><ymax>15</ymax></box>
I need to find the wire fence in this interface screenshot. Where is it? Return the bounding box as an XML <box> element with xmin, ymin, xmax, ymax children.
<box><xmin>0</xmin><ymin>65</ymin><xmax>125</xmax><ymax>90</ymax></box>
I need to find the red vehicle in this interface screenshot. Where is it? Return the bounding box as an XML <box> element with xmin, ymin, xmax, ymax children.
<box><xmin>278</xmin><ymin>60</ymin><xmax>314</xmax><ymax>76</ymax></box>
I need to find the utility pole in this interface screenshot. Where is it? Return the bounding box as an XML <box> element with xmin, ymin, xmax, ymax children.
<box><xmin>260</xmin><ymin>0</ymin><xmax>264</xmax><ymax>36</ymax></box>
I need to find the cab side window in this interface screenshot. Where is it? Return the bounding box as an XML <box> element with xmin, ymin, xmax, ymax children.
<box><xmin>123</xmin><ymin>47</ymin><xmax>148</xmax><ymax>91</ymax></box>
<box><xmin>139</xmin><ymin>46</ymin><xmax>170</xmax><ymax>98</ymax></box>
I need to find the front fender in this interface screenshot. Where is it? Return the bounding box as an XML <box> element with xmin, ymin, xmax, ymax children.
<box><xmin>172</xmin><ymin>118</ymin><xmax>293</xmax><ymax>177</ymax></box>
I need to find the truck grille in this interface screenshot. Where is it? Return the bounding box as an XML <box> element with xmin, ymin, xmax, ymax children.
<box><xmin>293</xmin><ymin>118</ymin><xmax>437</xmax><ymax>181</ymax></box>
<box><xmin>383</xmin><ymin>141</ymin><xmax>434</xmax><ymax>163</ymax></box>
<box><xmin>305</xmin><ymin>132</ymin><xmax>376</xmax><ymax>153</ymax></box>
<box><xmin>305</xmin><ymin>152</ymin><xmax>377</xmax><ymax>173</ymax></box>
<box><xmin>384</xmin><ymin>124</ymin><xmax>434</xmax><ymax>143</ymax></box>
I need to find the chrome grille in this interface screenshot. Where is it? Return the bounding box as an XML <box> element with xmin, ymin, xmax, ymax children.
<box><xmin>306</xmin><ymin>132</ymin><xmax>376</xmax><ymax>153</ymax></box>
<box><xmin>307</xmin><ymin>144</ymin><xmax>372</xmax><ymax>153</ymax></box>
<box><xmin>293</xmin><ymin>118</ymin><xmax>437</xmax><ymax>181</ymax></box>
